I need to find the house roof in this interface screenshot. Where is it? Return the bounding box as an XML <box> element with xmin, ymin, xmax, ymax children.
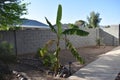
<box><xmin>21</xmin><ymin>19</ymin><xmax>49</xmax><ymax>28</ymax></box>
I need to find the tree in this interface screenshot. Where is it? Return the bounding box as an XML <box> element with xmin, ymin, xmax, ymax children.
<box><xmin>0</xmin><ymin>0</ymin><xmax>28</xmax><ymax>30</ymax></box>
<box><xmin>75</xmin><ymin>20</ymin><xmax>86</xmax><ymax>27</ymax></box>
<box><xmin>87</xmin><ymin>11</ymin><xmax>101</xmax><ymax>28</ymax></box>
<box><xmin>38</xmin><ymin>4</ymin><xmax>89</xmax><ymax>75</ymax></box>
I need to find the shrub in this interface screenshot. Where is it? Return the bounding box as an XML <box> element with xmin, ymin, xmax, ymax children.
<box><xmin>96</xmin><ymin>38</ymin><xmax>105</xmax><ymax>47</ymax></box>
<box><xmin>37</xmin><ymin>48</ymin><xmax>57</xmax><ymax>70</ymax></box>
<box><xmin>0</xmin><ymin>41</ymin><xmax>16</xmax><ymax>64</ymax></box>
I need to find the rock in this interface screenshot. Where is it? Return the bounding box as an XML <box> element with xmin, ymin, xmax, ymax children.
<box><xmin>115</xmin><ymin>72</ymin><xmax>120</xmax><ymax>80</ymax></box>
<box><xmin>13</xmin><ymin>70</ymin><xmax>31</xmax><ymax>80</ymax></box>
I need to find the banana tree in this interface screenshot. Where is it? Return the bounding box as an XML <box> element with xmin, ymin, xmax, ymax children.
<box><xmin>39</xmin><ymin>4</ymin><xmax>89</xmax><ymax>74</ymax></box>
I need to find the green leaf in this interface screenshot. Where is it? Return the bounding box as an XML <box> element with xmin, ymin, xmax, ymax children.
<box><xmin>66</xmin><ymin>40</ymin><xmax>85</xmax><ymax>64</ymax></box>
<box><xmin>57</xmin><ymin>22</ymin><xmax>62</xmax><ymax>36</ymax></box>
<box><xmin>56</xmin><ymin>4</ymin><xmax>62</xmax><ymax>36</ymax></box>
<box><xmin>69</xmin><ymin>24</ymin><xmax>79</xmax><ymax>29</ymax></box>
<box><xmin>56</xmin><ymin>4</ymin><xmax>62</xmax><ymax>24</ymax></box>
<box><xmin>0</xmin><ymin>0</ymin><xmax>28</xmax><ymax>28</ymax></box>
<box><xmin>45</xmin><ymin>17</ymin><xmax>57</xmax><ymax>33</ymax></box>
<box><xmin>40</xmin><ymin>49</ymin><xmax>44</xmax><ymax>57</ymax></box>
<box><xmin>62</xmin><ymin>28</ymin><xmax>89</xmax><ymax>36</ymax></box>
<box><xmin>39</xmin><ymin>48</ymin><xmax>47</xmax><ymax>57</ymax></box>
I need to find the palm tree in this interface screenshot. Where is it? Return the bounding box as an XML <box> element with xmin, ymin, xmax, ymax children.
<box><xmin>87</xmin><ymin>11</ymin><xmax>101</xmax><ymax>28</ymax></box>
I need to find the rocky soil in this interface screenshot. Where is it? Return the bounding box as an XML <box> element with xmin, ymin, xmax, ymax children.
<box><xmin>0</xmin><ymin>46</ymin><xmax>115</xmax><ymax>80</ymax></box>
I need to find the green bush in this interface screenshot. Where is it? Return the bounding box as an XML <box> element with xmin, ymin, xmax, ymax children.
<box><xmin>0</xmin><ymin>41</ymin><xmax>16</xmax><ymax>64</ymax></box>
<box><xmin>37</xmin><ymin>48</ymin><xmax>57</xmax><ymax>70</ymax></box>
<box><xmin>96</xmin><ymin>38</ymin><xmax>101</xmax><ymax>46</ymax></box>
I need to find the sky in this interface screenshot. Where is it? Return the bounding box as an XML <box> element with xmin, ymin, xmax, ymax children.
<box><xmin>22</xmin><ymin>0</ymin><xmax>120</xmax><ymax>26</ymax></box>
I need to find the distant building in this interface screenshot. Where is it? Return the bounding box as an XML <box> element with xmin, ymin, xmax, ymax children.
<box><xmin>20</xmin><ymin>19</ymin><xmax>49</xmax><ymax>30</ymax></box>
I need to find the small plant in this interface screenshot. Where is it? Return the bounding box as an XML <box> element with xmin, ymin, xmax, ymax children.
<box><xmin>0</xmin><ymin>41</ymin><xmax>16</xmax><ymax>64</ymax></box>
<box><xmin>9</xmin><ymin>27</ymin><xmax>22</xmax><ymax>30</ymax></box>
<box><xmin>0</xmin><ymin>41</ymin><xmax>16</xmax><ymax>79</ymax></box>
<box><xmin>37</xmin><ymin>41</ymin><xmax>57</xmax><ymax>70</ymax></box>
<box><xmin>96</xmin><ymin>38</ymin><xmax>105</xmax><ymax>47</ymax></box>
<box><xmin>38</xmin><ymin>4</ymin><xmax>89</xmax><ymax>76</ymax></box>
<box><xmin>96</xmin><ymin>38</ymin><xmax>101</xmax><ymax>47</ymax></box>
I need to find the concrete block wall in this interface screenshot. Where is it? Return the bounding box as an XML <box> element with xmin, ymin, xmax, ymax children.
<box><xmin>0</xmin><ymin>29</ymin><xmax>66</xmax><ymax>55</ymax></box>
<box><xmin>0</xmin><ymin>25</ymin><xmax>119</xmax><ymax>55</ymax></box>
<box><xmin>100</xmin><ymin>25</ymin><xmax>119</xmax><ymax>46</ymax></box>
<box><xmin>16</xmin><ymin>29</ymin><xmax>59</xmax><ymax>54</ymax></box>
<box><xmin>67</xmin><ymin>28</ymin><xmax>99</xmax><ymax>47</ymax></box>
<box><xmin>0</xmin><ymin>31</ymin><xmax>16</xmax><ymax>52</ymax></box>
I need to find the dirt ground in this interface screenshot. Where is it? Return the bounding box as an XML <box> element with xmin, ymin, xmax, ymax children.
<box><xmin>59</xmin><ymin>46</ymin><xmax>115</xmax><ymax>74</ymax></box>
<box><xmin>8</xmin><ymin>46</ymin><xmax>115</xmax><ymax>80</ymax></box>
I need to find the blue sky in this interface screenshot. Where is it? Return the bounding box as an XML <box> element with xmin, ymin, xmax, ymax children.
<box><xmin>22</xmin><ymin>0</ymin><xmax>120</xmax><ymax>25</ymax></box>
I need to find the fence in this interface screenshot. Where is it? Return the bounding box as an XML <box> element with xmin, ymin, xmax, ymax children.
<box><xmin>99</xmin><ymin>25</ymin><xmax>119</xmax><ymax>46</ymax></box>
<box><xmin>0</xmin><ymin>25</ymin><xmax>119</xmax><ymax>55</ymax></box>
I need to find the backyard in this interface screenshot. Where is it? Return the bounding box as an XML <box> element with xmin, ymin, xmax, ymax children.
<box><xmin>1</xmin><ymin>46</ymin><xmax>114</xmax><ymax>80</ymax></box>
<box><xmin>0</xmin><ymin>0</ymin><xmax>120</xmax><ymax>80</ymax></box>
